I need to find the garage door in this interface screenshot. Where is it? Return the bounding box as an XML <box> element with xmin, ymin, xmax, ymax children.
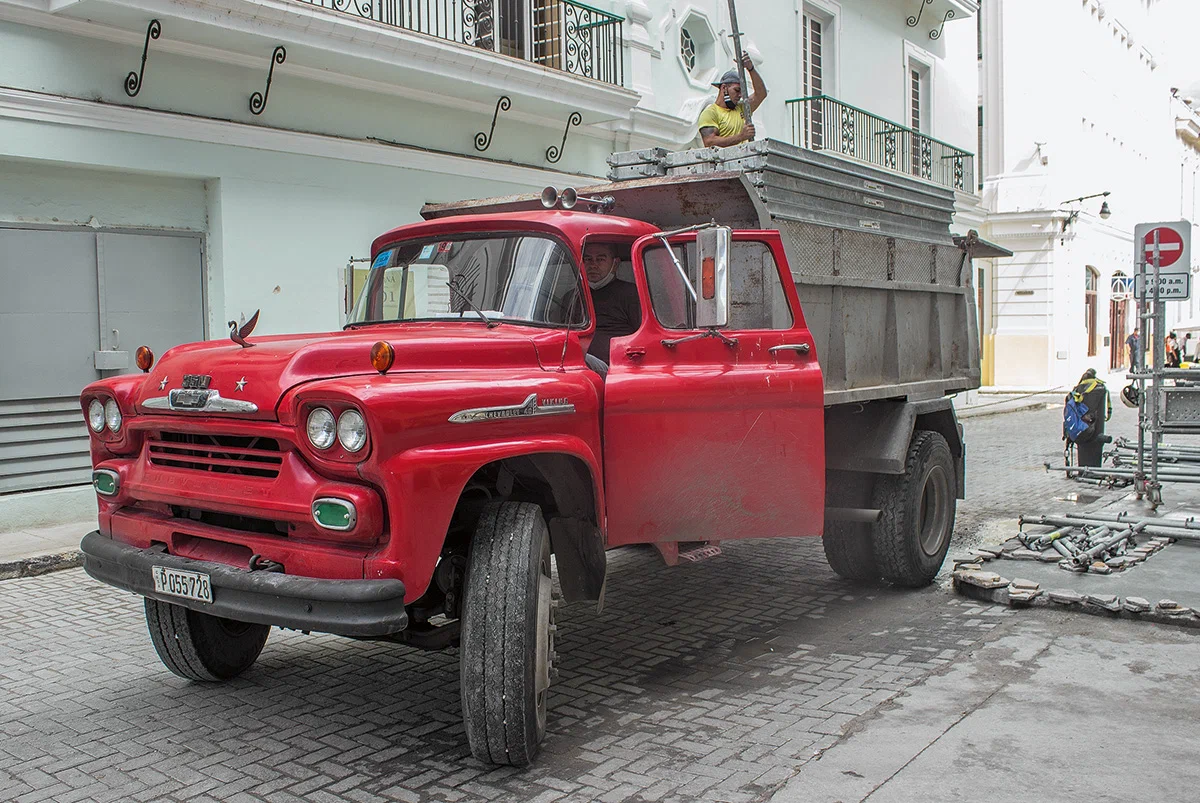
<box><xmin>0</xmin><ymin>229</ymin><xmax>204</xmax><ymax>493</ymax></box>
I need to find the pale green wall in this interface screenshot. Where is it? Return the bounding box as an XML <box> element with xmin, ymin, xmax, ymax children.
<box><xmin>0</xmin><ymin>159</ymin><xmax>207</xmax><ymax>230</ymax></box>
<box><xmin>0</xmin><ymin>20</ymin><xmax>592</xmax><ymax>337</ymax></box>
<box><xmin>0</xmin><ymin>21</ymin><xmax>616</xmax><ymax>177</ymax></box>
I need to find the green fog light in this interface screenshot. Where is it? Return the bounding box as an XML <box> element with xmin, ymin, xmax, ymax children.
<box><xmin>312</xmin><ymin>498</ymin><xmax>357</xmax><ymax>531</ymax></box>
<box><xmin>93</xmin><ymin>470</ymin><xmax>119</xmax><ymax>497</ymax></box>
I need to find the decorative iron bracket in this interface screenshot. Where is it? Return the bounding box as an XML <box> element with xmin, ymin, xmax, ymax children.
<box><xmin>546</xmin><ymin>112</ymin><xmax>582</xmax><ymax>164</ymax></box>
<box><xmin>475</xmin><ymin>96</ymin><xmax>511</xmax><ymax>151</ymax></box>
<box><xmin>124</xmin><ymin>19</ymin><xmax>161</xmax><ymax>97</ymax></box>
<box><xmin>249</xmin><ymin>46</ymin><xmax>287</xmax><ymax>115</ymax></box>
<box><xmin>930</xmin><ymin>9</ymin><xmax>955</xmax><ymax>40</ymax></box>
<box><xmin>906</xmin><ymin>0</ymin><xmax>933</xmax><ymax>27</ymax></box>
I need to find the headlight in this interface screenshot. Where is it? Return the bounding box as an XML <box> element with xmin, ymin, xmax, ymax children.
<box><xmin>104</xmin><ymin>399</ymin><xmax>122</xmax><ymax>433</ymax></box>
<box><xmin>337</xmin><ymin>410</ymin><xmax>367</xmax><ymax>453</ymax></box>
<box><xmin>87</xmin><ymin>400</ymin><xmax>105</xmax><ymax>433</ymax></box>
<box><xmin>307</xmin><ymin>408</ymin><xmax>336</xmax><ymax>450</ymax></box>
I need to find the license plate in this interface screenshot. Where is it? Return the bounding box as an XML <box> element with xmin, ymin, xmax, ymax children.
<box><xmin>151</xmin><ymin>566</ymin><xmax>213</xmax><ymax>603</ymax></box>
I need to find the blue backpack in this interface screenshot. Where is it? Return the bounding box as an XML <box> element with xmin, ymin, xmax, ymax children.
<box><xmin>1064</xmin><ymin>377</ymin><xmax>1105</xmax><ymax>443</ymax></box>
<box><xmin>1063</xmin><ymin>396</ymin><xmax>1091</xmax><ymax>442</ymax></box>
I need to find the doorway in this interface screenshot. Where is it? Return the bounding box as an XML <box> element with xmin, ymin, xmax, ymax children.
<box><xmin>0</xmin><ymin>228</ymin><xmax>204</xmax><ymax>493</ymax></box>
<box><xmin>1109</xmin><ymin>272</ymin><xmax>1131</xmax><ymax>370</ymax></box>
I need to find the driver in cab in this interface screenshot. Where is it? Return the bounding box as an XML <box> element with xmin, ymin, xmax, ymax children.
<box><xmin>583</xmin><ymin>242</ymin><xmax>640</xmax><ymax>370</ymax></box>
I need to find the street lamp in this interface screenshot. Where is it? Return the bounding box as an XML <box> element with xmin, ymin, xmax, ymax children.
<box><xmin>1059</xmin><ymin>191</ymin><xmax>1112</xmax><ymax>231</ymax></box>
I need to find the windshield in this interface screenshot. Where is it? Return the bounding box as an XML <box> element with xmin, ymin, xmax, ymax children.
<box><xmin>348</xmin><ymin>234</ymin><xmax>588</xmax><ymax>328</ymax></box>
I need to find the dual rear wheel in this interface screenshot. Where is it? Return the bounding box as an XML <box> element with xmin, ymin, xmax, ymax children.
<box><xmin>822</xmin><ymin>431</ymin><xmax>957</xmax><ymax>587</ymax></box>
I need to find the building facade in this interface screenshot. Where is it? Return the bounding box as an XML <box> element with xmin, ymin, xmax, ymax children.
<box><xmin>978</xmin><ymin>0</ymin><xmax>1200</xmax><ymax>388</ymax></box>
<box><xmin>0</xmin><ymin>0</ymin><xmax>981</xmax><ymax>521</ymax></box>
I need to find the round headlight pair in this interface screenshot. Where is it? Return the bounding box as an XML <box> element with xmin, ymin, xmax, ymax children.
<box><xmin>306</xmin><ymin>407</ymin><xmax>367</xmax><ymax>453</ymax></box>
<box><xmin>87</xmin><ymin>399</ymin><xmax>122</xmax><ymax>433</ymax></box>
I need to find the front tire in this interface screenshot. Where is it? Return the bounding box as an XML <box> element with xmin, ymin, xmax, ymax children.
<box><xmin>870</xmin><ymin>431</ymin><xmax>956</xmax><ymax>587</ymax></box>
<box><xmin>460</xmin><ymin>502</ymin><xmax>555</xmax><ymax>766</ymax></box>
<box><xmin>144</xmin><ymin>598</ymin><xmax>270</xmax><ymax>681</ymax></box>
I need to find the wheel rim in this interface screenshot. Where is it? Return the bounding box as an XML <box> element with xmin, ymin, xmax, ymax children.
<box><xmin>534</xmin><ymin>550</ymin><xmax>553</xmax><ymax>733</ymax></box>
<box><xmin>917</xmin><ymin>465</ymin><xmax>952</xmax><ymax>556</ymax></box>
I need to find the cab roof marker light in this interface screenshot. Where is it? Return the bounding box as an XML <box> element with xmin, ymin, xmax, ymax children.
<box><xmin>370</xmin><ymin>341</ymin><xmax>395</xmax><ymax>374</ymax></box>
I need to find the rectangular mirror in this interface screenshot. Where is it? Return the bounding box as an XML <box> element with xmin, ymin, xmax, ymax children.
<box><xmin>696</xmin><ymin>226</ymin><xmax>731</xmax><ymax>328</ymax></box>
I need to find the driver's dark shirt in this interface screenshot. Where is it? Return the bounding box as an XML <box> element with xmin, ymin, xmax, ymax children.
<box><xmin>587</xmin><ymin>279</ymin><xmax>641</xmax><ymax>363</ymax></box>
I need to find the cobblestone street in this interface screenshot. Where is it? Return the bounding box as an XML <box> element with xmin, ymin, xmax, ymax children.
<box><xmin>0</xmin><ymin>403</ymin><xmax>1139</xmax><ymax>802</ymax></box>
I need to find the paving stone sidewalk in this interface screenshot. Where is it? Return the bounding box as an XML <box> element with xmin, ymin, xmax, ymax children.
<box><xmin>0</xmin><ymin>405</ymin><xmax>1119</xmax><ymax>803</ymax></box>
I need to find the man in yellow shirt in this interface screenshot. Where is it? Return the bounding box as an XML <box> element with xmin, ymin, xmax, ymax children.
<box><xmin>698</xmin><ymin>54</ymin><xmax>768</xmax><ymax>148</ymax></box>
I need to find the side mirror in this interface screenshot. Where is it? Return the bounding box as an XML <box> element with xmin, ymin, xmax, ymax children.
<box><xmin>343</xmin><ymin>260</ymin><xmax>356</xmax><ymax>320</ymax></box>
<box><xmin>696</xmin><ymin>226</ymin><xmax>731</xmax><ymax>328</ymax></box>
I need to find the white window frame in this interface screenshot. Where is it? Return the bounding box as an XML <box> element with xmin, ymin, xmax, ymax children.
<box><xmin>799</xmin><ymin>1</ymin><xmax>839</xmax><ymax>100</ymax></box>
<box><xmin>903</xmin><ymin>41</ymin><xmax>935</xmax><ymax>135</ymax></box>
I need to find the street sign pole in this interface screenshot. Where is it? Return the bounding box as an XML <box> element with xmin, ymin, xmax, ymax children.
<box><xmin>1150</xmin><ymin>228</ymin><xmax>1162</xmax><ymax>505</ymax></box>
<box><xmin>1135</xmin><ymin>244</ymin><xmax>1147</xmax><ymax>499</ymax></box>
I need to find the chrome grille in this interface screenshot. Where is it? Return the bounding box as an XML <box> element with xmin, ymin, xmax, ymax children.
<box><xmin>147</xmin><ymin>432</ymin><xmax>283</xmax><ymax>479</ymax></box>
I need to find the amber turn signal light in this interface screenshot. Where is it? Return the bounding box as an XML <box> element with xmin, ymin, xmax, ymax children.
<box><xmin>135</xmin><ymin>346</ymin><xmax>154</xmax><ymax>372</ymax></box>
<box><xmin>370</xmin><ymin>341</ymin><xmax>395</xmax><ymax>374</ymax></box>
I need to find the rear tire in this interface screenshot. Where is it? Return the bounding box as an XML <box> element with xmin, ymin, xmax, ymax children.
<box><xmin>144</xmin><ymin>598</ymin><xmax>270</xmax><ymax>681</ymax></box>
<box><xmin>823</xmin><ymin>521</ymin><xmax>880</xmax><ymax>582</ymax></box>
<box><xmin>460</xmin><ymin>502</ymin><xmax>555</xmax><ymax>766</ymax></box>
<box><xmin>822</xmin><ymin>470</ymin><xmax>880</xmax><ymax>582</ymax></box>
<box><xmin>870</xmin><ymin>431</ymin><xmax>956</xmax><ymax>587</ymax></box>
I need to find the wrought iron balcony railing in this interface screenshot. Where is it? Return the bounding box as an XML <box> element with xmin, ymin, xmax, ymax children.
<box><xmin>786</xmin><ymin>95</ymin><xmax>974</xmax><ymax>192</ymax></box>
<box><xmin>297</xmin><ymin>0</ymin><xmax>624</xmax><ymax>86</ymax></box>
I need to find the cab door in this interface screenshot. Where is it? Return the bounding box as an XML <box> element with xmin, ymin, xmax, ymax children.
<box><xmin>601</xmin><ymin>230</ymin><xmax>825</xmax><ymax>546</ymax></box>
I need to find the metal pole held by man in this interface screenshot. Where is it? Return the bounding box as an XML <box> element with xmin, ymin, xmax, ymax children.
<box><xmin>726</xmin><ymin>0</ymin><xmax>753</xmax><ymax>137</ymax></box>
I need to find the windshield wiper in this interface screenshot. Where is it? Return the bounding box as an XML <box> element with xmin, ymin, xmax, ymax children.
<box><xmin>447</xmin><ymin>276</ymin><xmax>498</xmax><ymax>328</ymax></box>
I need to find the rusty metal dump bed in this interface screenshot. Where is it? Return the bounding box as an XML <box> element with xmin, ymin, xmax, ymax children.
<box><xmin>422</xmin><ymin>139</ymin><xmax>994</xmax><ymax>406</ymax></box>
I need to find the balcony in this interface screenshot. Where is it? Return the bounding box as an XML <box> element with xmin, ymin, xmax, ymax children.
<box><xmin>296</xmin><ymin>0</ymin><xmax>624</xmax><ymax>86</ymax></box>
<box><xmin>786</xmin><ymin>95</ymin><xmax>974</xmax><ymax>193</ymax></box>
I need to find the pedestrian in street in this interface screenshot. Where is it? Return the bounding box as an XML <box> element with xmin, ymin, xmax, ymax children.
<box><xmin>1166</xmin><ymin>331</ymin><xmax>1181</xmax><ymax>368</ymax></box>
<box><xmin>1183</xmin><ymin>332</ymin><xmax>1193</xmax><ymax>362</ymax></box>
<box><xmin>1063</xmin><ymin>368</ymin><xmax>1112</xmax><ymax>468</ymax></box>
<box><xmin>1126</xmin><ymin>328</ymin><xmax>1140</xmax><ymax>371</ymax></box>
<box><xmin>697</xmin><ymin>54</ymin><xmax>768</xmax><ymax>148</ymax></box>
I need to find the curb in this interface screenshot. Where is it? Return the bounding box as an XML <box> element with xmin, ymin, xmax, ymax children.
<box><xmin>957</xmin><ymin>401</ymin><xmax>1052</xmax><ymax>420</ymax></box>
<box><xmin>0</xmin><ymin>550</ymin><xmax>83</xmax><ymax>581</ymax></box>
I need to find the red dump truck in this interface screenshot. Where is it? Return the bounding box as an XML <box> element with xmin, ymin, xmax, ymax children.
<box><xmin>79</xmin><ymin>140</ymin><xmax>1003</xmax><ymax>765</ymax></box>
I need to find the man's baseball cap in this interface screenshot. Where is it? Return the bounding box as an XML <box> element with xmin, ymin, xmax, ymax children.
<box><xmin>711</xmin><ymin>69</ymin><xmax>741</xmax><ymax>88</ymax></box>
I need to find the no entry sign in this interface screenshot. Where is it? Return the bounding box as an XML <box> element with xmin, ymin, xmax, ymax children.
<box><xmin>1134</xmin><ymin>220</ymin><xmax>1191</xmax><ymax>272</ymax></box>
<box><xmin>1144</xmin><ymin>227</ymin><xmax>1184</xmax><ymax>267</ymax></box>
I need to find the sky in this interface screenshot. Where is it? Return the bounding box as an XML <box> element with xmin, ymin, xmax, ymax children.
<box><xmin>1151</xmin><ymin>0</ymin><xmax>1200</xmax><ymax>97</ymax></box>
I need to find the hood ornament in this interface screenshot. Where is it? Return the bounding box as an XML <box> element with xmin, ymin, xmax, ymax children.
<box><xmin>229</xmin><ymin>309</ymin><xmax>260</xmax><ymax>349</ymax></box>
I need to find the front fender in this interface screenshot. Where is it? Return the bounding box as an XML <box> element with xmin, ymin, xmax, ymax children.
<box><xmin>361</xmin><ymin>436</ymin><xmax>604</xmax><ymax>600</ymax></box>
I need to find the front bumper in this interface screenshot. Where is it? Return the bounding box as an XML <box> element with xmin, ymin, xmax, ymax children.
<box><xmin>81</xmin><ymin>532</ymin><xmax>408</xmax><ymax>637</ymax></box>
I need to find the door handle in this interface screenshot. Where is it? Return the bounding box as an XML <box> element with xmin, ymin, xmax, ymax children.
<box><xmin>625</xmin><ymin>346</ymin><xmax>646</xmax><ymax>361</ymax></box>
<box><xmin>769</xmin><ymin>343</ymin><xmax>810</xmax><ymax>355</ymax></box>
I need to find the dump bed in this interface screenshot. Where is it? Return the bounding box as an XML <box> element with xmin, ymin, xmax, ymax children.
<box><xmin>422</xmin><ymin>138</ymin><xmax>999</xmax><ymax>406</ymax></box>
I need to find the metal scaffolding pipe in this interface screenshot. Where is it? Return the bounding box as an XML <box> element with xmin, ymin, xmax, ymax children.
<box><xmin>1045</xmin><ymin>465</ymin><xmax>1200</xmax><ymax>482</ymax></box>
<box><xmin>1024</xmin><ymin>510</ymin><xmax>1200</xmax><ymax>532</ymax></box>
<box><xmin>1019</xmin><ymin>514</ymin><xmax>1200</xmax><ymax>542</ymax></box>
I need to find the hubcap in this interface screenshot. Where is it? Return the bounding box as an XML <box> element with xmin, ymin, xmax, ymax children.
<box><xmin>917</xmin><ymin>465</ymin><xmax>951</xmax><ymax>556</ymax></box>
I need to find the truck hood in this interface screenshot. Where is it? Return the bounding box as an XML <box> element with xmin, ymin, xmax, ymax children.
<box><xmin>136</xmin><ymin>325</ymin><xmax>544</xmax><ymax>420</ymax></box>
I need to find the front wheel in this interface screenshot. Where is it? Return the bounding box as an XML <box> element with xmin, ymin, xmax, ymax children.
<box><xmin>144</xmin><ymin>598</ymin><xmax>270</xmax><ymax>681</ymax></box>
<box><xmin>460</xmin><ymin>502</ymin><xmax>555</xmax><ymax>766</ymax></box>
<box><xmin>870</xmin><ymin>431</ymin><xmax>956</xmax><ymax>587</ymax></box>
